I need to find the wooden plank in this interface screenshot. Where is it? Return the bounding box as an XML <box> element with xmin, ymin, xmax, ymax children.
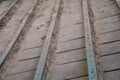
<box><xmin>91</xmin><ymin>0</ymin><xmax>120</xmax><ymax>20</ymax></box>
<box><xmin>98</xmin><ymin>30</ymin><xmax>120</xmax><ymax>44</ymax></box>
<box><xmin>6</xmin><ymin>71</ymin><xmax>35</xmax><ymax>80</ymax></box>
<box><xmin>55</xmin><ymin>48</ymin><xmax>86</xmax><ymax>64</ymax></box>
<box><xmin>57</xmin><ymin>38</ymin><xmax>85</xmax><ymax>53</ymax></box>
<box><xmin>0</xmin><ymin>0</ymin><xmax>18</xmax><ymax>21</ymax></box>
<box><xmin>100</xmin><ymin>53</ymin><xmax>120</xmax><ymax>72</ymax></box>
<box><xmin>34</xmin><ymin>0</ymin><xmax>61</xmax><ymax>80</ymax></box>
<box><xmin>46</xmin><ymin>61</ymin><xmax>88</xmax><ymax>80</ymax></box>
<box><xmin>17</xmin><ymin>47</ymin><xmax>42</xmax><ymax>61</ymax></box>
<box><xmin>95</xmin><ymin>15</ymin><xmax>120</xmax><ymax>34</ymax></box>
<box><xmin>0</xmin><ymin>0</ymin><xmax>39</xmax><ymax>66</ymax></box>
<box><xmin>103</xmin><ymin>70</ymin><xmax>120</xmax><ymax>80</ymax></box>
<box><xmin>99</xmin><ymin>41</ymin><xmax>120</xmax><ymax>56</ymax></box>
<box><xmin>82</xmin><ymin>0</ymin><xmax>98</xmax><ymax>80</ymax></box>
<box><xmin>6</xmin><ymin>58</ymin><xmax>39</xmax><ymax>74</ymax></box>
<box><xmin>58</xmin><ymin>24</ymin><xmax>84</xmax><ymax>42</ymax></box>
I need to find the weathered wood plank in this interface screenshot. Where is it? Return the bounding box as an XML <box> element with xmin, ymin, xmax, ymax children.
<box><xmin>5</xmin><ymin>71</ymin><xmax>35</xmax><ymax>80</ymax></box>
<box><xmin>55</xmin><ymin>48</ymin><xmax>86</xmax><ymax>64</ymax></box>
<box><xmin>100</xmin><ymin>53</ymin><xmax>120</xmax><ymax>71</ymax></box>
<box><xmin>46</xmin><ymin>61</ymin><xmax>88</xmax><ymax>80</ymax></box>
<box><xmin>57</xmin><ymin>39</ymin><xmax>85</xmax><ymax>53</ymax></box>
<box><xmin>103</xmin><ymin>70</ymin><xmax>120</xmax><ymax>80</ymax></box>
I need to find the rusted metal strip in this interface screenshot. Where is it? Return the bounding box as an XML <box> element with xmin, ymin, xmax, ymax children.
<box><xmin>0</xmin><ymin>0</ymin><xmax>39</xmax><ymax>66</ymax></box>
<box><xmin>34</xmin><ymin>0</ymin><xmax>61</xmax><ymax>80</ymax></box>
<box><xmin>82</xmin><ymin>0</ymin><xmax>98</xmax><ymax>80</ymax></box>
<box><xmin>0</xmin><ymin>0</ymin><xmax>18</xmax><ymax>21</ymax></box>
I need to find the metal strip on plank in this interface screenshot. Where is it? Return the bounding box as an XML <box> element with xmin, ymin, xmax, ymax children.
<box><xmin>82</xmin><ymin>0</ymin><xmax>98</xmax><ymax>80</ymax></box>
<box><xmin>0</xmin><ymin>0</ymin><xmax>18</xmax><ymax>21</ymax></box>
<box><xmin>34</xmin><ymin>0</ymin><xmax>61</xmax><ymax>80</ymax></box>
<box><xmin>0</xmin><ymin>0</ymin><xmax>39</xmax><ymax>66</ymax></box>
<box><xmin>115</xmin><ymin>0</ymin><xmax>120</xmax><ymax>8</ymax></box>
